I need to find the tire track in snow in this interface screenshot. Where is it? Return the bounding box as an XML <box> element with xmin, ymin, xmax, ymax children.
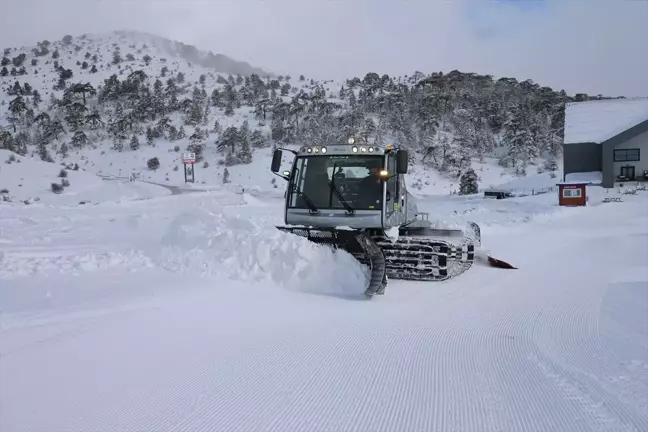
<box><xmin>521</xmin><ymin>232</ymin><xmax>648</xmax><ymax>432</ymax></box>
<box><xmin>3</xmin><ymin>257</ymin><xmax>647</xmax><ymax>432</ymax></box>
<box><xmin>419</xmin><ymin>222</ymin><xmax>648</xmax><ymax>432</ymax></box>
<box><xmin>0</xmin><ymin>248</ymin><xmax>154</xmax><ymax>278</ymax></box>
<box><xmin>439</xmin><ymin>276</ymin><xmax>560</xmax><ymax>431</ymax></box>
<box><xmin>171</xmin><ymin>309</ymin><xmax>416</xmax><ymax>432</ymax></box>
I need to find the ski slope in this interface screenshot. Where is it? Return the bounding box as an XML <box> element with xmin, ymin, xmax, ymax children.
<box><xmin>1</xmin><ymin>178</ymin><xmax>647</xmax><ymax>432</ymax></box>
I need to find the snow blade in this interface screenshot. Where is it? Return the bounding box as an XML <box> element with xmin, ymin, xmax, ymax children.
<box><xmin>276</xmin><ymin>226</ymin><xmax>387</xmax><ymax>297</ymax></box>
<box><xmin>487</xmin><ymin>256</ymin><xmax>517</xmax><ymax>269</ymax></box>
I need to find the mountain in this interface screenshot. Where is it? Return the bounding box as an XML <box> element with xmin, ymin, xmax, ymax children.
<box><xmin>110</xmin><ymin>31</ymin><xmax>271</xmax><ymax>77</ymax></box>
<box><xmin>0</xmin><ymin>30</ymin><xmax>622</xmax><ymax>200</ymax></box>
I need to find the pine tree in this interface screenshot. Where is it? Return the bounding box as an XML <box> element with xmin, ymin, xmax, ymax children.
<box><xmin>147</xmin><ymin>157</ymin><xmax>160</xmax><ymax>170</ymax></box>
<box><xmin>37</xmin><ymin>137</ymin><xmax>52</xmax><ymax>162</ymax></box>
<box><xmin>71</xmin><ymin>131</ymin><xmax>88</xmax><ymax>148</ymax></box>
<box><xmin>459</xmin><ymin>168</ymin><xmax>479</xmax><ymax>195</ymax></box>
<box><xmin>130</xmin><ymin>134</ymin><xmax>140</xmax><ymax>150</ymax></box>
<box><xmin>59</xmin><ymin>141</ymin><xmax>69</xmax><ymax>158</ymax></box>
<box><xmin>112</xmin><ymin>49</ymin><xmax>121</xmax><ymax>64</ymax></box>
<box><xmin>113</xmin><ymin>136</ymin><xmax>124</xmax><ymax>152</ymax></box>
<box><xmin>238</xmin><ymin>133</ymin><xmax>252</xmax><ymax>164</ymax></box>
<box><xmin>217</xmin><ymin>126</ymin><xmax>239</xmax><ymax>154</ymax></box>
<box><xmin>168</xmin><ymin>125</ymin><xmax>178</xmax><ymax>141</ymax></box>
<box><xmin>146</xmin><ymin>127</ymin><xmax>154</xmax><ymax>145</ymax></box>
<box><xmin>239</xmin><ymin>120</ymin><xmax>250</xmax><ymax>139</ymax></box>
<box><xmin>348</xmin><ymin>90</ymin><xmax>357</xmax><ymax>108</ymax></box>
<box><xmin>13</xmin><ymin>132</ymin><xmax>28</xmax><ymax>155</ymax></box>
<box><xmin>202</xmin><ymin>103</ymin><xmax>211</xmax><ymax>125</ymax></box>
<box><xmin>250</xmin><ymin>129</ymin><xmax>266</xmax><ymax>148</ymax></box>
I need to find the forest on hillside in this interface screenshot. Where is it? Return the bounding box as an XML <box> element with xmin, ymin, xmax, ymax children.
<box><xmin>0</xmin><ymin>41</ymin><xmax>622</xmax><ymax>179</ymax></box>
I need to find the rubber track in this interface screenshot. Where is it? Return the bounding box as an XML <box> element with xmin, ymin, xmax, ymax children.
<box><xmin>276</xmin><ymin>226</ymin><xmax>476</xmax><ymax>294</ymax></box>
<box><xmin>372</xmin><ymin>236</ymin><xmax>475</xmax><ymax>281</ymax></box>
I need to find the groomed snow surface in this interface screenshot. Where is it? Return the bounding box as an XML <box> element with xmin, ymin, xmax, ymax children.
<box><xmin>1</xmin><ymin>177</ymin><xmax>648</xmax><ymax>432</ymax></box>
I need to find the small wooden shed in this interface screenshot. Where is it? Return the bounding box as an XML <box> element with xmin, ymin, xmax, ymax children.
<box><xmin>557</xmin><ymin>181</ymin><xmax>589</xmax><ymax>206</ymax></box>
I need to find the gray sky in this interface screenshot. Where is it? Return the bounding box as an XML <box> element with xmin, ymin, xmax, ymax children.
<box><xmin>2</xmin><ymin>0</ymin><xmax>646</xmax><ymax>97</ymax></box>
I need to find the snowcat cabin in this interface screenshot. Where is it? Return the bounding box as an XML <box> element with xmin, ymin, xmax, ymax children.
<box><xmin>270</xmin><ymin>142</ymin><xmax>408</xmax><ymax>229</ymax></box>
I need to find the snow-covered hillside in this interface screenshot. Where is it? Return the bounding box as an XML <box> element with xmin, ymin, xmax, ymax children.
<box><xmin>0</xmin><ymin>149</ymin><xmax>170</xmax><ymax>205</ymax></box>
<box><xmin>0</xmin><ymin>30</ymin><xmax>578</xmax><ymax>199</ymax></box>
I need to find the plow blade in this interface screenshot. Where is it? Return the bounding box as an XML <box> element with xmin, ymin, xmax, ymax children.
<box><xmin>487</xmin><ymin>256</ymin><xmax>517</xmax><ymax>269</ymax></box>
<box><xmin>276</xmin><ymin>226</ymin><xmax>388</xmax><ymax>297</ymax></box>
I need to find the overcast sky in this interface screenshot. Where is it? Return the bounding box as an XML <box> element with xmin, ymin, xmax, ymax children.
<box><xmin>2</xmin><ymin>0</ymin><xmax>646</xmax><ymax>97</ymax></box>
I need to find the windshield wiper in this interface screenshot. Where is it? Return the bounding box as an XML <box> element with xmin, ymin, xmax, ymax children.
<box><xmin>294</xmin><ymin>188</ymin><xmax>319</xmax><ymax>214</ymax></box>
<box><xmin>328</xmin><ymin>166</ymin><xmax>355</xmax><ymax>215</ymax></box>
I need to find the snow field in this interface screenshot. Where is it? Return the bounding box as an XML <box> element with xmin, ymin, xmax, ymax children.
<box><xmin>0</xmin><ymin>149</ymin><xmax>171</xmax><ymax>205</ymax></box>
<box><xmin>1</xmin><ymin>177</ymin><xmax>647</xmax><ymax>431</ymax></box>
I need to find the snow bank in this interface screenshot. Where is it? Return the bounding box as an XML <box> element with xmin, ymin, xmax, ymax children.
<box><xmin>564</xmin><ymin>171</ymin><xmax>602</xmax><ymax>184</ymax></box>
<box><xmin>154</xmin><ymin>209</ymin><xmax>369</xmax><ymax>298</ymax></box>
<box><xmin>415</xmin><ymin>191</ymin><xmax>566</xmax><ymax>232</ymax></box>
<box><xmin>492</xmin><ymin>171</ymin><xmax>561</xmax><ymax>193</ymax></box>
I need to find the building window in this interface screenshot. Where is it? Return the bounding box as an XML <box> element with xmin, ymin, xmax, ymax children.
<box><xmin>613</xmin><ymin>148</ymin><xmax>640</xmax><ymax>162</ymax></box>
<box><xmin>562</xmin><ymin>188</ymin><xmax>582</xmax><ymax>198</ymax></box>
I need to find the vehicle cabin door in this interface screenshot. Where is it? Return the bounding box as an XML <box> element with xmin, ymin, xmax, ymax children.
<box><xmin>384</xmin><ymin>152</ymin><xmax>404</xmax><ymax>226</ymax></box>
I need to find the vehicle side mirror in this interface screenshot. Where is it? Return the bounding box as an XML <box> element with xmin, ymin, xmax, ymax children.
<box><xmin>270</xmin><ymin>149</ymin><xmax>282</xmax><ymax>173</ymax></box>
<box><xmin>396</xmin><ymin>150</ymin><xmax>408</xmax><ymax>174</ymax></box>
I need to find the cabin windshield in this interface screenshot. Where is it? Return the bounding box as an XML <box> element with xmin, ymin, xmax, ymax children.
<box><xmin>287</xmin><ymin>155</ymin><xmax>384</xmax><ymax>211</ymax></box>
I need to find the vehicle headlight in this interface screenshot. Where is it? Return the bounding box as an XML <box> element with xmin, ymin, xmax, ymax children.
<box><xmin>368</xmin><ymin>147</ymin><xmax>374</xmax><ymax>152</ymax></box>
<box><xmin>321</xmin><ymin>147</ymin><xmax>327</xmax><ymax>153</ymax></box>
<box><xmin>307</xmin><ymin>147</ymin><xmax>312</xmax><ymax>153</ymax></box>
<box><xmin>361</xmin><ymin>147</ymin><xmax>366</xmax><ymax>152</ymax></box>
<box><xmin>352</xmin><ymin>146</ymin><xmax>358</xmax><ymax>153</ymax></box>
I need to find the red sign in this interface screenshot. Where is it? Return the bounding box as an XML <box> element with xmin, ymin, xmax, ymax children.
<box><xmin>182</xmin><ymin>152</ymin><xmax>196</xmax><ymax>164</ymax></box>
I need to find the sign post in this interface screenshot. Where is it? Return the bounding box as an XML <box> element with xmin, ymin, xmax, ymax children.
<box><xmin>182</xmin><ymin>152</ymin><xmax>196</xmax><ymax>183</ymax></box>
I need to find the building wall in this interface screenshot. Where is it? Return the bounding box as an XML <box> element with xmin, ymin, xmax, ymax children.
<box><xmin>611</xmin><ymin>128</ymin><xmax>648</xmax><ymax>181</ymax></box>
<box><xmin>563</xmin><ymin>142</ymin><xmax>602</xmax><ymax>180</ymax></box>
<box><xmin>602</xmin><ymin>121</ymin><xmax>648</xmax><ymax>187</ymax></box>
